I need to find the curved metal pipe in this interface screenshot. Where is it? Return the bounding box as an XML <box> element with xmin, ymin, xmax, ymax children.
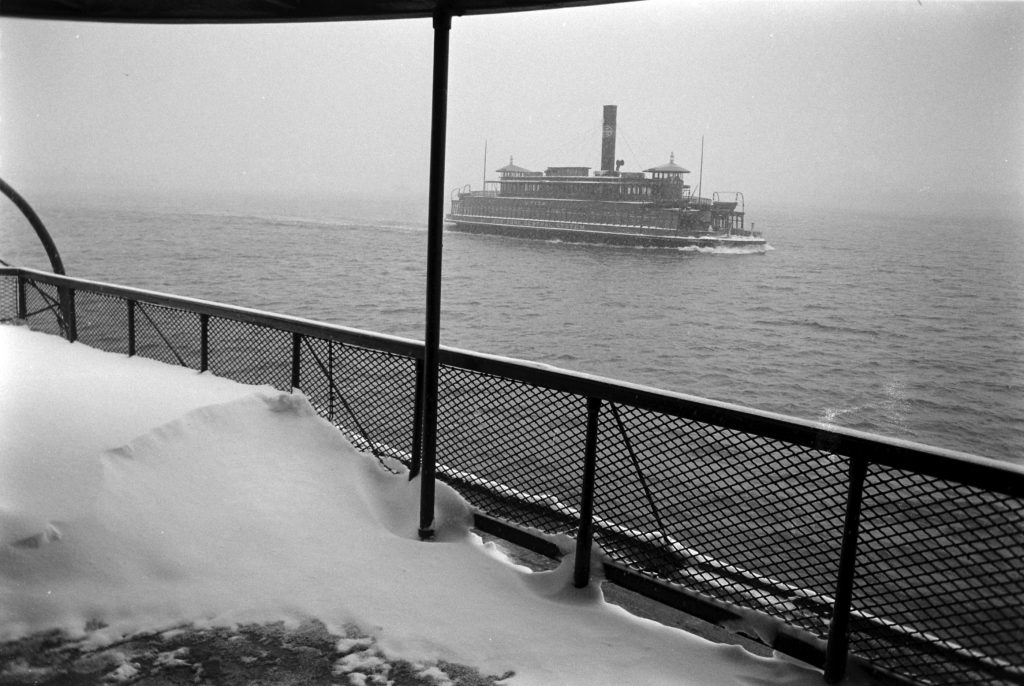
<box><xmin>0</xmin><ymin>176</ymin><xmax>66</xmax><ymax>275</ymax></box>
<box><xmin>1</xmin><ymin>177</ymin><xmax>75</xmax><ymax>341</ymax></box>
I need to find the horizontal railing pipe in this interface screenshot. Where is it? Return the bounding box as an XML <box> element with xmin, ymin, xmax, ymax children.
<box><xmin>3</xmin><ymin>267</ymin><xmax>423</xmax><ymax>359</ymax></box>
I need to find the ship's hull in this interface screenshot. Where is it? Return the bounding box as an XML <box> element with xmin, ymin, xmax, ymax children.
<box><xmin>445</xmin><ymin>216</ymin><xmax>766</xmax><ymax>250</ymax></box>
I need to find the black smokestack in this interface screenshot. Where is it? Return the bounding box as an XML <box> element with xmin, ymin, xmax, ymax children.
<box><xmin>601</xmin><ymin>105</ymin><xmax>617</xmax><ymax>173</ymax></box>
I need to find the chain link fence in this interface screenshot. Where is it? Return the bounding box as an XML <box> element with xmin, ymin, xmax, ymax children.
<box><xmin>3</xmin><ymin>267</ymin><xmax>1021</xmax><ymax>686</ymax></box>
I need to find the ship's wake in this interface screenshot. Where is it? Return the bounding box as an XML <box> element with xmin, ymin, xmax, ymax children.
<box><xmin>538</xmin><ymin>237</ymin><xmax>770</xmax><ymax>255</ymax></box>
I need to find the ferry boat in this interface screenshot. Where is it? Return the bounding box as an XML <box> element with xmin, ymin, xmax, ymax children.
<box><xmin>447</xmin><ymin>106</ymin><xmax>765</xmax><ymax>250</ymax></box>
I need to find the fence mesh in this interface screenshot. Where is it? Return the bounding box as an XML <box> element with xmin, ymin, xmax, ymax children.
<box><xmin>20</xmin><ymin>277</ymin><xmax>64</xmax><ymax>336</ymax></box>
<box><xmin>331</xmin><ymin>342</ymin><xmax>418</xmax><ymax>462</ymax></box>
<box><xmin>75</xmin><ymin>290</ymin><xmax>129</xmax><ymax>355</ymax></box>
<box><xmin>0</xmin><ymin>275</ymin><xmax>17</xmax><ymax>321</ymax></box>
<box><xmin>297</xmin><ymin>336</ymin><xmax>418</xmax><ymax>462</ymax></box>
<box><xmin>3</xmin><ymin>272</ymin><xmax>1022</xmax><ymax>686</ymax></box>
<box><xmin>134</xmin><ymin>301</ymin><xmax>202</xmax><ymax>369</ymax></box>
<box><xmin>592</xmin><ymin>403</ymin><xmax>850</xmax><ymax>638</ymax></box>
<box><xmin>208</xmin><ymin>316</ymin><xmax>290</xmax><ymax>390</ymax></box>
<box><xmin>297</xmin><ymin>336</ymin><xmax>336</xmax><ymax>422</ymax></box>
<box><xmin>436</xmin><ymin>366</ymin><xmax>589</xmax><ymax>534</ymax></box>
<box><xmin>852</xmin><ymin>465</ymin><xmax>1024</xmax><ymax>685</ymax></box>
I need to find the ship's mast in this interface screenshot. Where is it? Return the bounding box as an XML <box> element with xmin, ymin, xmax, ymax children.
<box><xmin>697</xmin><ymin>135</ymin><xmax>704</xmax><ymax>200</ymax></box>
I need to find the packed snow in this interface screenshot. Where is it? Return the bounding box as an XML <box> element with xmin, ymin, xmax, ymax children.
<box><xmin>0</xmin><ymin>324</ymin><xmax>843</xmax><ymax>684</ymax></box>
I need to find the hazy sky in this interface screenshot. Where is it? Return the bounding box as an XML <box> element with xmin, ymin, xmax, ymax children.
<box><xmin>1</xmin><ymin>0</ymin><xmax>1021</xmax><ymax>215</ymax></box>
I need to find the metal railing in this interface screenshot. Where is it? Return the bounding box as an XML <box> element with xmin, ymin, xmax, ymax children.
<box><xmin>2</xmin><ymin>265</ymin><xmax>1021</xmax><ymax>686</ymax></box>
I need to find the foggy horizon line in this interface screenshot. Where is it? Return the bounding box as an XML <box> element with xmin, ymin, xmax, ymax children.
<box><xmin>5</xmin><ymin>182</ymin><xmax>1021</xmax><ymax>226</ymax></box>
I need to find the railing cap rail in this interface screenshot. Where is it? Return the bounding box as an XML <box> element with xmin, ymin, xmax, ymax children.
<box><xmin>5</xmin><ymin>266</ymin><xmax>423</xmax><ymax>357</ymax></box>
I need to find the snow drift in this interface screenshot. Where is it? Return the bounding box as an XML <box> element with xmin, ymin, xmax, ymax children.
<box><xmin>0</xmin><ymin>324</ymin><xmax>832</xmax><ymax>685</ymax></box>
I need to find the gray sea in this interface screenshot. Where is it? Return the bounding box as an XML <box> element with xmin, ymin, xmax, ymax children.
<box><xmin>2</xmin><ymin>194</ymin><xmax>1022</xmax><ymax>465</ymax></box>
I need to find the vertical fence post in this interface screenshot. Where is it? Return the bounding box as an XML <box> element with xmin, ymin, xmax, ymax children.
<box><xmin>200</xmin><ymin>314</ymin><xmax>210</xmax><ymax>372</ymax></box>
<box><xmin>127</xmin><ymin>300</ymin><xmax>136</xmax><ymax>356</ymax></box>
<box><xmin>290</xmin><ymin>331</ymin><xmax>301</xmax><ymax>389</ymax></box>
<box><xmin>61</xmin><ymin>287</ymin><xmax>76</xmax><ymax>342</ymax></box>
<box><xmin>409</xmin><ymin>358</ymin><xmax>425</xmax><ymax>479</ymax></box>
<box><xmin>824</xmin><ymin>455</ymin><xmax>869</xmax><ymax>683</ymax></box>
<box><xmin>16</xmin><ymin>274</ymin><xmax>27</xmax><ymax>319</ymax></box>
<box><xmin>574</xmin><ymin>397</ymin><xmax>602</xmax><ymax>588</ymax></box>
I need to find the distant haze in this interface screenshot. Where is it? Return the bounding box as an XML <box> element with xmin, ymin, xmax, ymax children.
<box><xmin>2</xmin><ymin>0</ymin><xmax>1022</xmax><ymax>219</ymax></box>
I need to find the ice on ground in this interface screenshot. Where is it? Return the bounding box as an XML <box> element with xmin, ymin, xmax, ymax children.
<box><xmin>0</xmin><ymin>324</ymin><xmax>837</xmax><ymax>685</ymax></box>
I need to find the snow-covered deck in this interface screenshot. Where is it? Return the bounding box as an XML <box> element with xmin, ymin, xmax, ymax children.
<box><xmin>0</xmin><ymin>324</ymin><xmax>833</xmax><ymax>685</ymax></box>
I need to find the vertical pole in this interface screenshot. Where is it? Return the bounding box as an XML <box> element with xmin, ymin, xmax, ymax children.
<box><xmin>418</xmin><ymin>3</ymin><xmax>451</xmax><ymax>541</ymax></box>
<box><xmin>200</xmin><ymin>314</ymin><xmax>210</xmax><ymax>372</ymax></box>
<box><xmin>574</xmin><ymin>397</ymin><xmax>602</xmax><ymax>588</ymax></box>
<box><xmin>127</xmin><ymin>300</ymin><xmax>136</xmax><ymax>356</ymax></box>
<box><xmin>410</xmin><ymin>358</ymin><xmax>426</xmax><ymax>479</ymax></box>
<box><xmin>62</xmin><ymin>287</ymin><xmax>76</xmax><ymax>342</ymax></box>
<box><xmin>697</xmin><ymin>135</ymin><xmax>704</xmax><ymax>202</ymax></box>
<box><xmin>824</xmin><ymin>456</ymin><xmax>869</xmax><ymax>683</ymax></box>
<box><xmin>16</xmin><ymin>274</ymin><xmax>27</xmax><ymax>319</ymax></box>
<box><xmin>290</xmin><ymin>332</ymin><xmax>301</xmax><ymax>389</ymax></box>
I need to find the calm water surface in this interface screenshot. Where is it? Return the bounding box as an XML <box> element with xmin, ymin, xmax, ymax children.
<box><xmin>3</xmin><ymin>197</ymin><xmax>1022</xmax><ymax>464</ymax></box>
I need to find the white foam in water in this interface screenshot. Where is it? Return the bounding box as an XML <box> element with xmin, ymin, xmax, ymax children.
<box><xmin>0</xmin><ymin>324</ymin><xmax>842</xmax><ymax>685</ymax></box>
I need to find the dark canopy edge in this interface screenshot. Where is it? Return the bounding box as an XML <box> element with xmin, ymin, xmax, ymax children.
<box><xmin>0</xmin><ymin>0</ymin><xmax>641</xmax><ymax>23</ymax></box>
